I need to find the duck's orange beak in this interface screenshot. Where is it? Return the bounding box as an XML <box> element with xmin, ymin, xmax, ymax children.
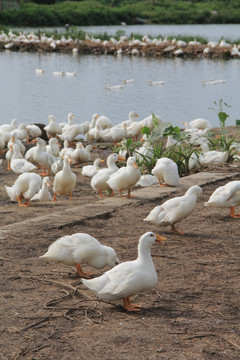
<box><xmin>155</xmin><ymin>235</ymin><xmax>167</xmax><ymax>244</ymax></box>
<box><xmin>118</xmin><ymin>156</ymin><xmax>126</xmax><ymax>161</ymax></box>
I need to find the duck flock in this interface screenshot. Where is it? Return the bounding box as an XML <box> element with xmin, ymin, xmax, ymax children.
<box><xmin>0</xmin><ymin>30</ymin><xmax>240</xmax><ymax>58</ymax></box>
<box><xmin>1</xmin><ymin>111</ymin><xmax>240</xmax><ymax>311</ymax></box>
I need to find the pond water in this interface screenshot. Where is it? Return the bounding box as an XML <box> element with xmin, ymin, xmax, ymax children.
<box><xmin>0</xmin><ymin>51</ymin><xmax>239</xmax><ymax>129</ymax></box>
<box><xmin>76</xmin><ymin>24</ymin><xmax>240</xmax><ymax>42</ymax></box>
<box><xmin>18</xmin><ymin>24</ymin><xmax>240</xmax><ymax>42</ymax></box>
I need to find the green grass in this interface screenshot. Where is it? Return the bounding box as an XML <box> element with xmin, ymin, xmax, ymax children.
<box><xmin>0</xmin><ymin>0</ymin><xmax>240</xmax><ymax>27</ymax></box>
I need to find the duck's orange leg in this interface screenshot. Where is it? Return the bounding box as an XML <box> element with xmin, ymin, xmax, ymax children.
<box><xmin>123</xmin><ymin>297</ymin><xmax>142</xmax><ymax>312</ymax></box>
<box><xmin>230</xmin><ymin>207</ymin><xmax>240</xmax><ymax>218</ymax></box>
<box><xmin>158</xmin><ymin>180</ymin><xmax>169</xmax><ymax>187</ymax></box>
<box><xmin>52</xmin><ymin>193</ymin><xmax>57</xmax><ymax>201</ymax></box>
<box><xmin>76</xmin><ymin>264</ymin><xmax>93</xmax><ymax>278</ymax></box>
<box><xmin>170</xmin><ymin>224</ymin><xmax>184</xmax><ymax>235</ymax></box>
<box><xmin>21</xmin><ymin>199</ymin><xmax>30</xmax><ymax>207</ymax></box>
<box><xmin>17</xmin><ymin>195</ymin><xmax>22</xmax><ymax>206</ymax></box>
<box><xmin>98</xmin><ymin>190</ymin><xmax>104</xmax><ymax>198</ymax></box>
<box><xmin>126</xmin><ymin>189</ymin><xmax>136</xmax><ymax>198</ymax></box>
<box><xmin>39</xmin><ymin>168</ymin><xmax>48</xmax><ymax>176</ymax></box>
<box><xmin>17</xmin><ymin>196</ymin><xmax>30</xmax><ymax>207</ymax></box>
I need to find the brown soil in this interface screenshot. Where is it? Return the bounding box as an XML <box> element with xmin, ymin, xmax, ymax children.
<box><xmin>1</xmin><ymin>127</ymin><xmax>240</xmax><ymax>360</ymax></box>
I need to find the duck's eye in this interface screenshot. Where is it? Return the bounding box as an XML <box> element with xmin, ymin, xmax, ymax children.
<box><xmin>150</xmin><ymin>233</ymin><xmax>154</xmax><ymax>237</ymax></box>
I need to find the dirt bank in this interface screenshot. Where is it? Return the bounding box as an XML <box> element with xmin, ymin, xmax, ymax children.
<box><xmin>1</xmin><ymin>128</ymin><xmax>240</xmax><ymax>359</ymax></box>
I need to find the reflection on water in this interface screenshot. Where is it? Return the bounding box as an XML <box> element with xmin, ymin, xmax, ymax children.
<box><xmin>0</xmin><ymin>51</ymin><xmax>239</xmax><ymax>128</ymax></box>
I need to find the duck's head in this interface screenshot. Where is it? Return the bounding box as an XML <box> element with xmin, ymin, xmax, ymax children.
<box><xmin>68</xmin><ymin>113</ymin><xmax>74</xmax><ymax>120</ymax></box>
<box><xmin>106</xmin><ymin>247</ymin><xmax>120</xmax><ymax>268</ymax></box>
<box><xmin>48</xmin><ymin>115</ymin><xmax>56</xmax><ymax>123</ymax></box>
<box><xmin>127</xmin><ymin>156</ymin><xmax>138</xmax><ymax>169</ymax></box>
<box><xmin>129</xmin><ymin>111</ymin><xmax>139</xmax><ymax>119</ymax></box>
<box><xmin>139</xmin><ymin>232</ymin><xmax>167</xmax><ymax>247</ymax></box>
<box><xmin>187</xmin><ymin>185</ymin><xmax>202</xmax><ymax>200</ymax></box>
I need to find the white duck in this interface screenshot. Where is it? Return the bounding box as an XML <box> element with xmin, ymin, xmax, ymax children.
<box><xmin>6</xmin><ymin>135</ymin><xmax>24</xmax><ymax>171</ymax></box>
<box><xmin>26</xmin><ymin>124</ymin><xmax>42</xmax><ymax>142</ymax></box>
<box><xmin>31</xmin><ymin>176</ymin><xmax>52</xmax><ymax>202</ymax></box>
<box><xmin>10</xmin><ymin>144</ymin><xmax>37</xmax><ymax>174</ymax></box>
<box><xmin>82</xmin><ymin>232</ymin><xmax>166</xmax><ymax>311</ymax></box>
<box><xmin>140</xmin><ymin>113</ymin><xmax>162</xmax><ymax>131</ymax></box>
<box><xmin>151</xmin><ymin>158</ymin><xmax>179</xmax><ymax>187</ymax></box>
<box><xmin>144</xmin><ymin>185</ymin><xmax>202</xmax><ymax>234</ymax></box>
<box><xmin>91</xmin><ymin>153</ymin><xmax>124</xmax><ymax>197</ymax></box>
<box><xmin>58</xmin><ymin>124</ymin><xmax>84</xmax><ymax>146</ymax></box>
<box><xmin>53</xmin><ymin>154</ymin><xmax>76</xmax><ymax>201</ymax></box>
<box><xmin>59</xmin><ymin>139</ymin><xmax>74</xmax><ymax>158</ymax></box>
<box><xmin>102</xmin><ymin>123</ymin><xmax>128</xmax><ymax>144</ymax></box>
<box><xmin>188</xmin><ymin>152</ymin><xmax>205</xmax><ymax>171</ymax></box>
<box><xmin>135</xmin><ymin>139</ymin><xmax>154</xmax><ymax>161</ymax></box>
<box><xmin>86</xmin><ymin>124</ymin><xmax>103</xmax><ymax>142</ymax></box>
<box><xmin>89</xmin><ymin>113</ymin><xmax>112</xmax><ymax>131</ymax></box>
<box><xmin>5</xmin><ymin>172</ymin><xmax>42</xmax><ymax>206</ymax></box>
<box><xmin>166</xmin><ymin>135</ymin><xmax>178</xmax><ymax>149</ymax></box>
<box><xmin>40</xmin><ymin>232</ymin><xmax>120</xmax><ymax>278</ymax></box>
<box><xmin>8</xmin><ymin>133</ymin><xmax>25</xmax><ymax>156</ymax></box>
<box><xmin>51</xmin><ymin>155</ymin><xmax>64</xmax><ymax>175</ymax></box>
<box><xmin>61</xmin><ymin>112</ymin><xmax>75</xmax><ymax>131</ymax></box>
<box><xmin>96</xmin><ymin>114</ymin><xmax>112</xmax><ymax>130</ymax></box>
<box><xmin>32</xmin><ymin>137</ymin><xmax>56</xmax><ymax>176</ymax></box>
<box><xmin>44</xmin><ymin>115</ymin><xmax>62</xmax><ymax>138</ymax></box>
<box><xmin>81</xmin><ymin>158</ymin><xmax>104</xmax><ymax>177</ymax></box>
<box><xmin>107</xmin><ymin>156</ymin><xmax>141</xmax><ymax>197</ymax></box>
<box><xmin>71</xmin><ymin>143</ymin><xmax>92</xmax><ymax>166</ymax></box>
<box><xmin>200</xmin><ymin>143</ymin><xmax>228</xmax><ymax>164</ymax></box>
<box><xmin>25</xmin><ymin>137</ymin><xmax>46</xmax><ymax>164</ymax></box>
<box><xmin>184</xmin><ymin>118</ymin><xmax>212</xmax><ymax>131</ymax></box>
<box><xmin>127</xmin><ymin>121</ymin><xmax>142</xmax><ymax>141</ymax></box>
<box><xmin>89</xmin><ymin>113</ymin><xmax>100</xmax><ymax>129</ymax></box>
<box><xmin>136</xmin><ymin>174</ymin><xmax>159</xmax><ymax>187</ymax></box>
<box><xmin>0</xmin><ymin>118</ymin><xmax>17</xmax><ymax>133</ymax></box>
<box><xmin>205</xmin><ymin>180</ymin><xmax>240</xmax><ymax>218</ymax></box>
<box><xmin>11</xmin><ymin>123</ymin><xmax>28</xmax><ymax>141</ymax></box>
<box><xmin>46</xmin><ymin>137</ymin><xmax>60</xmax><ymax>157</ymax></box>
<box><xmin>118</xmin><ymin>111</ymin><xmax>140</xmax><ymax>128</ymax></box>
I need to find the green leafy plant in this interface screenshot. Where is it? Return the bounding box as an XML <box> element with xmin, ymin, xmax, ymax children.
<box><xmin>208</xmin><ymin>99</ymin><xmax>240</xmax><ymax>162</ymax></box>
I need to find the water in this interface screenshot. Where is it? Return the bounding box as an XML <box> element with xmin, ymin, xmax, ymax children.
<box><xmin>18</xmin><ymin>24</ymin><xmax>240</xmax><ymax>42</ymax></box>
<box><xmin>0</xmin><ymin>51</ymin><xmax>239</xmax><ymax>129</ymax></box>
<box><xmin>76</xmin><ymin>24</ymin><xmax>240</xmax><ymax>42</ymax></box>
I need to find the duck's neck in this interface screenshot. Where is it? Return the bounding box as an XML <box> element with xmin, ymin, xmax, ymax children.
<box><xmin>12</xmin><ymin>150</ymin><xmax>20</xmax><ymax>160</ymax></box>
<box><xmin>107</xmin><ymin>159</ymin><xmax>117</xmax><ymax>170</ymax></box>
<box><xmin>137</xmin><ymin>242</ymin><xmax>154</xmax><ymax>265</ymax></box>
<box><xmin>63</xmin><ymin>159</ymin><xmax>72</xmax><ymax>174</ymax></box>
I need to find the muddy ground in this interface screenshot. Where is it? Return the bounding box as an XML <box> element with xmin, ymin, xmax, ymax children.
<box><xmin>0</xmin><ymin>128</ymin><xmax>240</xmax><ymax>360</ymax></box>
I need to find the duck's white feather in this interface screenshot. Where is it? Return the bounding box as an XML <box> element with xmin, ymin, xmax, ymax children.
<box><xmin>82</xmin><ymin>232</ymin><xmax>162</xmax><ymax>302</ymax></box>
<box><xmin>151</xmin><ymin>157</ymin><xmax>179</xmax><ymax>186</ymax></box>
<box><xmin>205</xmin><ymin>181</ymin><xmax>240</xmax><ymax>209</ymax></box>
<box><xmin>40</xmin><ymin>233</ymin><xmax>119</xmax><ymax>269</ymax></box>
<box><xmin>144</xmin><ymin>185</ymin><xmax>202</xmax><ymax>226</ymax></box>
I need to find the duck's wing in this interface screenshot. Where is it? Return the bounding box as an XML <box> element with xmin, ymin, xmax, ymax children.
<box><xmin>84</xmin><ymin>260</ymin><xmax>139</xmax><ymax>297</ymax></box>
